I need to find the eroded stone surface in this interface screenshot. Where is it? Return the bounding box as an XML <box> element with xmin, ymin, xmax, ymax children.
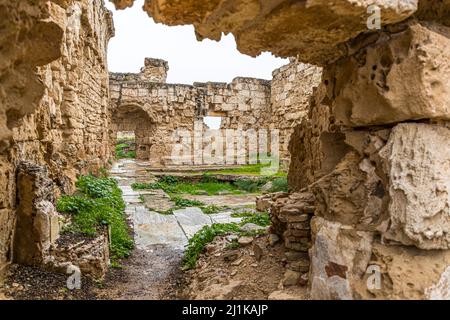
<box><xmin>380</xmin><ymin>123</ymin><xmax>450</xmax><ymax>249</ymax></box>
<box><xmin>331</xmin><ymin>21</ymin><xmax>450</xmax><ymax>126</ymax></box>
<box><xmin>110</xmin><ymin>0</ymin><xmax>417</xmax><ymax>65</ymax></box>
<box><xmin>309</xmin><ymin>217</ymin><xmax>374</xmax><ymax>300</ymax></box>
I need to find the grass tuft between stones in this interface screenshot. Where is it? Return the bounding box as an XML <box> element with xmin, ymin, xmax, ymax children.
<box><xmin>182</xmin><ymin>212</ymin><xmax>271</xmax><ymax>270</ymax></box>
<box><xmin>56</xmin><ymin>174</ymin><xmax>134</xmax><ymax>263</ymax></box>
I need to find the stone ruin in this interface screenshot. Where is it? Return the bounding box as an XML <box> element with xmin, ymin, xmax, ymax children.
<box><xmin>110</xmin><ymin>57</ymin><xmax>320</xmax><ymax>168</ymax></box>
<box><xmin>1</xmin><ymin>0</ymin><xmax>450</xmax><ymax>300</ymax></box>
<box><xmin>0</xmin><ymin>0</ymin><xmax>113</xmax><ymax>280</ymax></box>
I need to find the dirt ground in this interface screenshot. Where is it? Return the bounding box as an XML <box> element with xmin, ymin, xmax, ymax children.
<box><xmin>1</xmin><ymin>234</ymin><xmax>308</xmax><ymax>300</ymax></box>
<box><xmin>0</xmin><ymin>245</ymin><xmax>184</xmax><ymax>300</ymax></box>
<box><xmin>180</xmin><ymin>234</ymin><xmax>308</xmax><ymax>300</ymax></box>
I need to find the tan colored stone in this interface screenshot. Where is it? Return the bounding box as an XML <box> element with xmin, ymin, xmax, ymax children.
<box><xmin>380</xmin><ymin>123</ymin><xmax>450</xmax><ymax>249</ymax></box>
<box><xmin>309</xmin><ymin>217</ymin><xmax>374</xmax><ymax>300</ymax></box>
<box><xmin>113</xmin><ymin>0</ymin><xmax>417</xmax><ymax>65</ymax></box>
<box><xmin>353</xmin><ymin>241</ymin><xmax>450</xmax><ymax>300</ymax></box>
<box><xmin>332</xmin><ymin>22</ymin><xmax>450</xmax><ymax>126</ymax></box>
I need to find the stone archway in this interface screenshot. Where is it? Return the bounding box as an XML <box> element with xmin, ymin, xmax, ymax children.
<box><xmin>111</xmin><ymin>104</ymin><xmax>155</xmax><ymax>160</ymax></box>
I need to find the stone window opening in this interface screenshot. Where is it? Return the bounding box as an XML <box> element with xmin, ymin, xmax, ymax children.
<box><xmin>116</xmin><ymin>131</ymin><xmax>136</xmax><ymax>159</ymax></box>
<box><xmin>203</xmin><ymin>116</ymin><xmax>223</xmax><ymax>130</ymax></box>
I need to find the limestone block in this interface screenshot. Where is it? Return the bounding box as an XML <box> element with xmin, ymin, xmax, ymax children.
<box><xmin>311</xmin><ymin>151</ymin><xmax>384</xmax><ymax>226</ymax></box>
<box><xmin>353</xmin><ymin>241</ymin><xmax>450</xmax><ymax>300</ymax></box>
<box><xmin>129</xmin><ymin>0</ymin><xmax>418</xmax><ymax>64</ymax></box>
<box><xmin>309</xmin><ymin>216</ymin><xmax>374</xmax><ymax>300</ymax></box>
<box><xmin>380</xmin><ymin>123</ymin><xmax>450</xmax><ymax>249</ymax></box>
<box><xmin>333</xmin><ymin>22</ymin><xmax>450</xmax><ymax>126</ymax></box>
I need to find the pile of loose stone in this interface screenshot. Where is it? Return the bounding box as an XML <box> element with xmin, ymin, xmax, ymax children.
<box><xmin>257</xmin><ymin>191</ymin><xmax>314</xmax><ymax>286</ymax></box>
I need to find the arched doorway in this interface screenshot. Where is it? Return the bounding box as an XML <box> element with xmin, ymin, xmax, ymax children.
<box><xmin>111</xmin><ymin>104</ymin><xmax>154</xmax><ymax>160</ymax></box>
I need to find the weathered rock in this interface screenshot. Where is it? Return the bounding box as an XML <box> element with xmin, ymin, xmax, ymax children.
<box><xmin>253</xmin><ymin>243</ymin><xmax>264</xmax><ymax>262</ymax></box>
<box><xmin>268</xmin><ymin>234</ymin><xmax>280</xmax><ymax>246</ymax></box>
<box><xmin>282</xmin><ymin>270</ymin><xmax>301</xmax><ymax>287</ymax></box>
<box><xmin>240</xmin><ymin>223</ymin><xmax>265</xmax><ymax>233</ymax></box>
<box><xmin>380</xmin><ymin>123</ymin><xmax>450</xmax><ymax>249</ymax></box>
<box><xmin>0</xmin><ymin>0</ymin><xmax>113</xmax><ymax>279</ymax></box>
<box><xmin>238</xmin><ymin>236</ymin><xmax>254</xmax><ymax>246</ymax></box>
<box><xmin>112</xmin><ymin>0</ymin><xmax>418</xmax><ymax>65</ymax></box>
<box><xmin>287</xmin><ymin>259</ymin><xmax>310</xmax><ymax>273</ymax></box>
<box><xmin>311</xmin><ymin>151</ymin><xmax>385</xmax><ymax>226</ymax></box>
<box><xmin>223</xmin><ymin>250</ymin><xmax>240</xmax><ymax>262</ymax></box>
<box><xmin>332</xmin><ymin>21</ymin><xmax>450</xmax><ymax>126</ymax></box>
<box><xmin>309</xmin><ymin>217</ymin><xmax>374</xmax><ymax>300</ymax></box>
<box><xmin>353</xmin><ymin>241</ymin><xmax>450</xmax><ymax>300</ymax></box>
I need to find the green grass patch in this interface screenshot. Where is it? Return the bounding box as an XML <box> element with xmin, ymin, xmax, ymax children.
<box><xmin>115</xmin><ymin>141</ymin><xmax>136</xmax><ymax>160</ymax></box>
<box><xmin>182</xmin><ymin>212</ymin><xmax>270</xmax><ymax>270</ymax></box>
<box><xmin>171</xmin><ymin>196</ymin><xmax>205</xmax><ymax>208</ymax></box>
<box><xmin>171</xmin><ymin>181</ymin><xmax>241</xmax><ymax>196</ymax></box>
<box><xmin>201</xmin><ymin>205</ymin><xmax>227</xmax><ymax>215</ymax></box>
<box><xmin>206</xmin><ymin>163</ymin><xmax>287</xmax><ymax>177</ymax></box>
<box><xmin>231</xmin><ymin>211</ymin><xmax>255</xmax><ymax>219</ymax></box>
<box><xmin>233</xmin><ymin>177</ymin><xmax>270</xmax><ymax>193</ymax></box>
<box><xmin>132</xmin><ymin>175</ymin><xmax>241</xmax><ymax>196</ymax></box>
<box><xmin>268</xmin><ymin>177</ymin><xmax>289</xmax><ymax>193</ymax></box>
<box><xmin>240</xmin><ymin>212</ymin><xmax>271</xmax><ymax>227</ymax></box>
<box><xmin>57</xmin><ymin>175</ymin><xmax>134</xmax><ymax>262</ymax></box>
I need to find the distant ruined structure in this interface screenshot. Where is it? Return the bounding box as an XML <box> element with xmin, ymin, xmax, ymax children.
<box><xmin>1</xmin><ymin>0</ymin><xmax>450</xmax><ymax>300</ymax></box>
<box><xmin>110</xmin><ymin>58</ymin><xmax>320</xmax><ymax>168</ymax></box>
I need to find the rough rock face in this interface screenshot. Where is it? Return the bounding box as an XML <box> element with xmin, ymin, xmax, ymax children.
<box><xmin>0</xmin><ymin>0</ymin><xmax>113</xmax><ymax>279</ymax></box>
<box><xmin>13</xmin><ymin>163</ymin><xmax>59</xmax><ymax>266</ymax></box>
<box><xmin>271</xmin><ymin>62</ymin><xmax>322</xmax><ymax>166</ymax></box>
<box><xmin>110</xmin><ymin>0</ymin><xmax>418</xmax><ymax>65</ymax></box>
<box><xmin>309</xmin><ymin>217</ymin><xmax>374</xmax><ymax>300</ymax></box>
<box><xmin>331</xmin><ymin>21</ymin><xmax>450</xmax><ymax>126</ymax></box>
<box><xmin>0</xmin><ymin>0</ymin><xmax>65</xmax><ymax>153</ymax></box>
<box><xmin>380</xmin><ymin>123</ymin><xmax>450</xmax><ymax>250</ymax></box>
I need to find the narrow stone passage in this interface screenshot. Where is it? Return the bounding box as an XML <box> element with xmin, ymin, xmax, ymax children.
<box><xmin>106</xmin><ymin>159</ymin><xmax>245</xmax><ymax>299</ymax></box>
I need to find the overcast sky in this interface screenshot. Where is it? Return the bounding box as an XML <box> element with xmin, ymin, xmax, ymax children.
<box><xmin>105</xmin><ymin>0</ymin><xmax>288</xmax><ymax>85</ymax></box>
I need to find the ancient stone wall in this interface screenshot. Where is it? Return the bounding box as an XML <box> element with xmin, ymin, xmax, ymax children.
<box><xmin>0</xmin><ymin>0</ymin><xmax>113</xmax><ymax>279</ymax></box>
<box><xmin>121</xmin><ymin>0</ymin><xmax>450</xmax><ymax>299</ymax></box>
<box><xmin>110</xmin><ymin>59</ymin><xmax>321</xmax><ymax>169</ymax></box>
<box><xmin>110</xmin><ymin>62</ymin><xmax>276</xmax><ymax>167</ymax></box>
<box><xmin>270</xmin><ymin>60</ymin><xmax>322</xmax><ymax>168</ymax></box>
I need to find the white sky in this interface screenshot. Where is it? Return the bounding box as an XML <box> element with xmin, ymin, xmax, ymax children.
<box><xmin>105</xmin><ymin>0</ymin><xmax>288</xmax><ymax>85</ymax></box>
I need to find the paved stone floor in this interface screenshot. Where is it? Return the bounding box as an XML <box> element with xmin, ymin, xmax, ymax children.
<box><xmin>111</xmin><ymin>159</ymin><xmax>245</xmax><ymax>250</ymax></box>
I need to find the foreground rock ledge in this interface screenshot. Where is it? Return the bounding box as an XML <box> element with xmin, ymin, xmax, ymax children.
<box><xmin>110</xmin><ymin>0</ymin><xmax>419</xmax><ymax>64</ymax></box>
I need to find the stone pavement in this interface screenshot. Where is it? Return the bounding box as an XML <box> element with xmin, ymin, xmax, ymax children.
<box><xmin>111</xmin><ymin>159</ymin><xmax>243</xmax><ymax>251</ymax></box>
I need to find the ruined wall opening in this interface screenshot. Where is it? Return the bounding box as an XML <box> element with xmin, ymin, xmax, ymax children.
<box><xmin>111</xmin><ymin>104</ymin><xmax>154</xmax><ymax>160</ymax></box>
<box><xmin>203</xmin><ymin>116</ymin><xmax>223</xmax><ymax>130</ymax></box>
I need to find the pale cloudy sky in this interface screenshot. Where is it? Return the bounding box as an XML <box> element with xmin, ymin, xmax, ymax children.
<box><xmin>105</xmin><ymin>0</ymin><xmax>288</xmax><ymax>85</ymax></box>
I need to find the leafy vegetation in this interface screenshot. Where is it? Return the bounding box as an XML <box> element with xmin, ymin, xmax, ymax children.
<box><xmin>183</xmin><ymin>223</ymin><xmax>241</xmax><ymax>270</ymax></box>
<box><xmin>132</xmin><ymin>176</ymin><xmax>241</xmax><ymax>196</ymax></box>
<box><xmin>171</xmin><ymin>196</ymin><xmax>205</xmax><ymax>208</ymax></box>
<box><xmin>201</xmin><ymin>205</ymin><xmax>227</xmax><ymax>214</ymax></box>
<box><xmin>205</xmin><ymin>163</ymin><xmax>287</xmax><ymax>177</ymax></box>
<box><xmin>182</xmin><ymin>211</ymin><xmax>270</xmax><ymax>270</ymax></box>
<box><xmin>233</xmin><ymin>177</ymin><xmax>270</xmax><ymax>193</ymax></box>
<box><xmin>56</xmin><ymin>175</ymin><xmax>134</xmax><ymax>262</ymax></box>
<box><xmin>240</xmin><ymin>212</ymin><xmax>271</xmax><ymax>227</ymax></box>
<box><xmin>115</xmin><ymin>139</ymin><xmax>136</xmax><ymax>160</ymax></box>
<box><xmin>268</xmin><ymin>177</ymin><xmax>289</xmax><ymax>193</ymax></box>
<box><xmin>131</xmin><ymin>174</ymin><xmax>287</xmax><ymax>195</ymax></box>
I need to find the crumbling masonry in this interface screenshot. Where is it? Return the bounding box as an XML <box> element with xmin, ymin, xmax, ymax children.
<box><xmin>0</xmin><ymin>0</ymin><xmax>113</xmax><ymax>279</ymax></box>
<box><xmin>1</xmin><ymin>0</ymin><xmax>450</xmax><ymax>300</ymax></box>
<box><xmin>110</xmin><ymin>58</ymin><xmax>320</xmax><ymax>168</ymax></box>
<box><xmin>110</xmin><ymin>0</ymin><xmax>450</xmax><ymax>299</ymax></box>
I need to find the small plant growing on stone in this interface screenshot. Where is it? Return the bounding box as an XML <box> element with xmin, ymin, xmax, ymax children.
<box><xmin>57</xmin><ymin>175</ymin><xmax>134</xmax><ymax>263</ymax></box>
